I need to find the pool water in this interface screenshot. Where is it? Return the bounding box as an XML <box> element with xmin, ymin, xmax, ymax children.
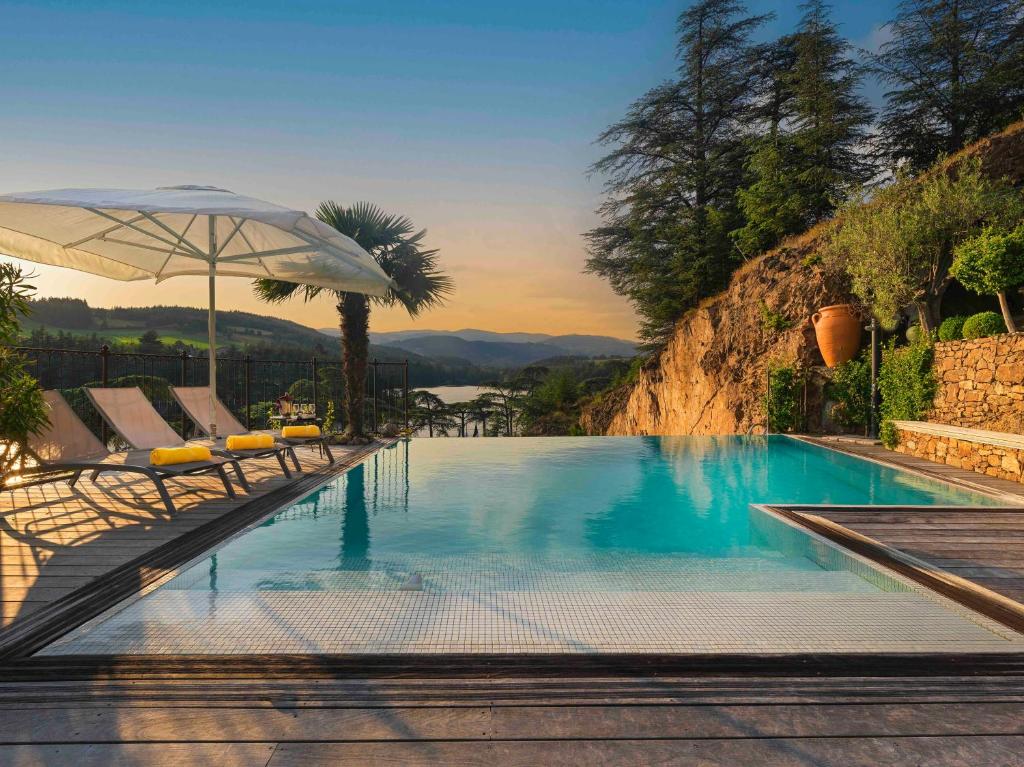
<box><xmin>43</xmin><ymin>437</ymin><xmax>1023</xmax><ymax>656</ymax></box>
<box><xmin>190</xmin><ymin>435</ymin><xmax>990</xmax><ymax>565</ymax></box>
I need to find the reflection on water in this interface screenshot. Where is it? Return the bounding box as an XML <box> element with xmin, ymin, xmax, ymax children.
<box><xmin>341</xmin><ymin>463</ymin><xmax>369</xmax><ymax>562</ymax></box>
<box><xmin>163</xmin><ymin>436</ymin><xmax>997</xmax><ymax>594</ymax></box>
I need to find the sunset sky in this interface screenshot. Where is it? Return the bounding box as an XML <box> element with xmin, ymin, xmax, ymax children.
<box><xmin>1</xmin><ymin>0</ymin><xmax>897</xmax><ymax>340</ymax></box>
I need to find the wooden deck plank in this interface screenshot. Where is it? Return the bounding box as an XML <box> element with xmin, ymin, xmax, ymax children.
<box><xmin>0</xmin><ymin>446</ymin><xmax>370</xmax><ymax>634</ymax></box>
<box><xmin>265</xmin><ymin>736</ymin><xmax>1024</xmax><ymax>767</ymax></box>
<box><xmin>0</xmin><ymin>743</ymin><xmax>277</xmax><ymax>767</ymax></box>
<box><xmin>791</xmin><ymin>439</ymin><xmax>1024</xmax><ymax>615</ymax></box>
<box><xmin>3</xmin><ymin>702</ymin><xmax>1024</xmax><ymax>743</ymax></box>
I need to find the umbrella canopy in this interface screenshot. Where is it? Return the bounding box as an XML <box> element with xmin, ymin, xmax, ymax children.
<box><xmin>0</xmin><ymin>185</ymin><xmax>394</xmax><ymax>436</ymax></box>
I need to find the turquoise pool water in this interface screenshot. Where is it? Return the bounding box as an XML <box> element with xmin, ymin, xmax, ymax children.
<box><xmin>191</xmin><ymin>435</ymin><xmax>993</xmax><ymax>567</ymax></box>
<box><xmin>45</xmin><ymin>436</ymin><xmax>1022</xmax><ymax>656</ymax></box>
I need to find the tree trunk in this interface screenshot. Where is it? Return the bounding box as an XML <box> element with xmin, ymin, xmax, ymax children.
<box><xmin>915</xmin><ymin>300</ymin><xmax>937</xmax><ymax>335</ymax></box>
<box><xmin>997</xmin><ymin>290</ymin><xmax>1018</xmax><ymax>333</ymax></box>
<box><xmin>338</xmin><ymin>293</ymin><xmax>370</xmax><ymax>440</ymax></box>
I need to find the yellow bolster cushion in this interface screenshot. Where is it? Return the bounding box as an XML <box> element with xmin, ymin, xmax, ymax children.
<box><xmin>281</xmin><ymin>425</ymin><xmax>321</xmax><ymax>438</ymax></box>
<box><xmin>226</xmin><ymin>434</ymin><xmax>275</xmax><ymax>451</ymax></box>
<box><xmin>149</xmin><ymin>446</ymin><xmax>213</xmax><ymax>466</ymax></box>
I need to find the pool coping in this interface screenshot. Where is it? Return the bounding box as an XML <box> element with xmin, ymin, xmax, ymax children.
<box><xmin>764</xmin><ymin>503</ymin><xmax>1024</xmax><ymax>637</ymax></box>
<box><xmin>789</xmin><ymin>434</ymin><xmax>1024</xmax><ymax>505</ymax></box>
<box><xmin>4</xmin><ymin>435</ymin><xmax>1024</xmax><ymax>680</ymax></box>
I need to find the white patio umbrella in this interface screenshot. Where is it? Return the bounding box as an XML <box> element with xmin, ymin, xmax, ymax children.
<box><xmin>0</xmin><ymin>185</ymin><xmax>394</xmax><ymax>436</ymax></box>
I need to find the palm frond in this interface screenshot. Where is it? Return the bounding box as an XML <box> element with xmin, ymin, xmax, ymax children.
<box><xmin>255</xmin><ymin>200</ymin><xmax>452</xmax><ymax>320</ymax></box>
<box><xmin>253</xmin><ymin>278</ymin><xmax>323</xmax><ymax>304</ymax></box>
<box><xmin>373</xmin><ymin>241</ymin><xmax>454</xmax><ymax>317</ymax></box>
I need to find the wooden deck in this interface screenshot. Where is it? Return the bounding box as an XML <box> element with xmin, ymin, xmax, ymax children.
<box><xmin>2</xmin><ymin>435</ymin><xmax>1024</xmax><ymax>764</ymax></box>
<box><xmin>0</xmin><ymin>674</ymin><xmax>1023</xmax><ymax>765</ymax></box>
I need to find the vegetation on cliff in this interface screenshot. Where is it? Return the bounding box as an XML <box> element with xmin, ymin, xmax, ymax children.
<box><xmin>586</xmin><ymin>0</ymin><xmax>1024</xmax><ymax>348</ymax></box>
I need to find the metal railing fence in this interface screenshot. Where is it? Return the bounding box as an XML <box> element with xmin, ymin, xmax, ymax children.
<box><xmin>17</xmin><ymin>345</ymin><xmax>408</xmax><ymax>443</ymax></box>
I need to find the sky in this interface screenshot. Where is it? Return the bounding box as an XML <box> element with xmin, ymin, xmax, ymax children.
<box><xmin>0</xmin><ymin>0</ymin><xmax>898</xmax><ymax>340</ymax></box>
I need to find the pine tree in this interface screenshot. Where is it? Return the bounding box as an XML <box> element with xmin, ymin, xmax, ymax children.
<box><xmin>733</xmin><ymin>0</ymin><xmax>874</xmax><ymax>256</ymax></box>
<box><xmin>585</xmin><ymin>0</ymin><xmax>771</xmax><ymax>345</ymax></box>
<box><xmin>873</xmin><ymin>0</ymin><xmax>1024</xmax><ymax>172</ymax></box>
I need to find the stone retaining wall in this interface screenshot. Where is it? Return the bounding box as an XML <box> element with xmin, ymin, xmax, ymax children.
<box><xmin>894</xmin><ymin>427</ymin><xmax>1024</xmax><ymax>484</ymax></box>
<box><xmin>931</xmin><ymin>333</ymin><xmax>1024</xmax><ymax>432</ymax></box>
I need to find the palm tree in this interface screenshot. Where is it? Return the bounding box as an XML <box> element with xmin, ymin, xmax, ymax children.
<box><xmin>255</xmin><ymin>202</ymin><xmax>452</xmax><ymax>443</ymax></box>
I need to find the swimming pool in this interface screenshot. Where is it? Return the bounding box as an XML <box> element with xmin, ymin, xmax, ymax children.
<box><xmin>43</xmin><ymin>436</ymin><xmax>1024</xmax><ymax>655</ymax></box>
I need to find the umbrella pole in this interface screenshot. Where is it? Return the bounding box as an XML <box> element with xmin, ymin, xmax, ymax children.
<box><xmin>208</xmin><ymin>216</ymin><xmax>218</xmax><ymax>438</ymax></box>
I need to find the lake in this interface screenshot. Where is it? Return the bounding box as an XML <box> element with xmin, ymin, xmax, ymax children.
<box><xmin>417</xmin><ymin>385</ymin><xmax>492</xmax><ymax>404</ymax></box>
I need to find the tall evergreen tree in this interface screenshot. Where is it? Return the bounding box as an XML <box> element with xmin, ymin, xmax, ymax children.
<box><xmin>733</xmin><ymin>0</ymin><xmax>874</xmax><ymax>256</ymax></box>
<box><xmin>585</xmin><ymin>0</ymin><xmax>771</xmax><ymax>345</ymax></box>
<box><xmin>873</xmin><ymin>0</ymin><xmax>1024</xmax><ymax>172</ymax></box>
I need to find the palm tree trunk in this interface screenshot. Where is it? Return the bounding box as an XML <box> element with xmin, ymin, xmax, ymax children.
<box><xmin>998</xmin><ymin>290</ymin><xmax>1018</xmax><ymax>333</ymax></box>
<box><xmin>338</xmin><ymin>293</ymin><xmax>370</xmax><ymax>440</ymax></box>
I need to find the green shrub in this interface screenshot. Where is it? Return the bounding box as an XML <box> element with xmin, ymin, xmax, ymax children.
<box><xmin>827</xmin><ymin>354</ymin><xmax>871</xmax><ymax>432</ymax></box>
<box><xmin>878</xmin><ymin>338</ymin><xmax>936</xmax><ymax>449</ymax></box>
<box><xmin>962</xmin><ymin>311</ymin><xmax>1006</xmax><ymax>340</ymax></box>
<box><xmin>905</xmin><ymin>324</ymin><xmax>922</xmax><ymax>344</ymax></box>
<box><xmin>765</xmin><ymin>364</ymin><xmax>801</xmax><ymax>433</ymax></box>
<box><xmin>952</xmin><ymin>224</ymin><xmax>1024</xmax><ymax>332</ymax></box>
<box><xmin>758</xmin><ymin>301</ymin><xmax>793</xmax><ymax>333</ymax></box>
<box><xmin>937</xmin><ymin>315</ymin><xmax>967</xmax><ymax>342</ymax></box>
<box><xmin>0</xmin><ymin>265</ymin><xmax>49</xmax><ymax>478</ymax></box>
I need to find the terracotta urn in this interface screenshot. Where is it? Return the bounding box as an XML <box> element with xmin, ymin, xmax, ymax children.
<box><xmin>811</xmin><ymin>304</ymin><xmax>861</xmax><ymax>367</ymax></box>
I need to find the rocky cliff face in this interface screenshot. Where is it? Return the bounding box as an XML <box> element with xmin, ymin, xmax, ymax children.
<box><xmin>581</xmin><ymin>237</ymin><xmax>850</xmax><ymax>436</ymax></box>
<box><xmin>581</xmin><ymin>121</ymin><xmax>1024</xmax><ymax>437</ymax></box>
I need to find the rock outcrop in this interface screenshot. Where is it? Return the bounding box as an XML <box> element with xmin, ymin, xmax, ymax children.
<box><xmin>580</xmin><ymin>237</ymin><xmax>850</xmax><ymax>436</ymax></box>
<box><xmin>581</xmin><ymin>120</ymin><xmax>1024</xmax><ymax>437</ymax></box>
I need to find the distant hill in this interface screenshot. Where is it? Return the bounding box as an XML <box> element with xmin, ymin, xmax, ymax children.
<box><xmin>546</xmin><ymin>334</ymin><xmax>638</xmax><ymax>357</ymax></box>
<box><xmin>352</xmin><ymin>328</ymin><xmax>637</xmax><ymax>366</ymax></box>
<box><xmin>26</xmin><ymin>298</ymin><xmax>637</xmax><ymax>374</ymax></box>
<box><xmin>27</xmin><ymin>299</ymin><xmax>330</xmax><ymax>351</ymax></box>
<box><xmin>380</xmin><ymin>335</ymin><xmax>572</xmax><ymax>368</ymax></box>
<box><xmin>361</xmin><ymin>328</ymin><xmax>553</xmax><ymax>344</ymax></box>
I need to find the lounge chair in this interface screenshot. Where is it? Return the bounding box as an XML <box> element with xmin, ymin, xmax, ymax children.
<box><xmin>169</xmin><ymin>385</ymin><xmax>304</xmax><ymax>475</ymax></box>
<box><xmin>171</xmin><ymin>385</ymin><xmax>335</xmax><ymax>466</ymax></box>
<box><xmin>11</xmin><ymin>390</ymin><xmax>241</xmax><ymax>515</ymax></box>
<box><xmin>85</xmin><ymin>386</ymin><xmax>252</xmax><ymax>492</ymax></box>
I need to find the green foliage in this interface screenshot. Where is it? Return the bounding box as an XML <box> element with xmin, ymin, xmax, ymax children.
<box><xmin>878</xmin><ymin>338</ymin><xmax>936</xmax><ymax>448</ymax></box>
<box><xmin>953</xmin><ymin>225</ymin><xmax>1024</xmax><ymax>296</ymax></box>
<box><xmin>734</xmin><ymin>139</ymin><xmax>811</xmax><ymax>256</ymax></box>
<box><xmin>872</xmin><ymin>0</ymin><xmax>1024</xmax><ymax>172</ymax></box>
<box><xmin>758</xmin><ymin>301</ymin><xmax>793</xmax><ymax>333</ymax></box>
<box><xmin>765</xmin><ymin>364</ymin><xmax>802</xmax><ymax>433</ymax></box>
<box><xmin>322</xmin><ymin>399</ymin><xmax>336</xmax><ymax>433</ymax></box>
<box><xmin>410</xmin><ymin>390</ymin><xmax>454</xmax><ymax>437</ymax></box>
<box><xmin>905</xmin><ymin>324</ymin><xmax>922</xmax><ymax>344</ymax></box>
<box><xmin>952</xmin><ymin>224</ymin><xmax>1024</xmax><ymax>331</ymax></box>
<box><xmin>733</xmin><ymin>0</ymin><xmax>875</xmax><ymax>256</ymax></box>
<box><xmin>0</xmin><ymin>265</ymin><xmax>49</xmax><ymax>477</ymax></box>
<box><xmin>287</xmin><ymin>378</ymin><xmax>315</xmax><ymax>402</ymax></box>
<box><xmin>827</xmin><ymin>353</ymin><xmax>871</xmax><ymax>432</ymax></box>
<box><xmin>585</xmin><ymin>0</ymin><xmax>770</xmax><ymax>344</ymax></box>
<box><xmin>962</xmin><ymin>311</ymin><xmax>1007</xmax><ymax>340</ymax></box>
<box><xmin>828</xmin><ymin>156</ymin><xmax>1024</xmax><ymax>332</ymax></box>
<box><xmin>938</xmin><ymin>315</ymin><xmax>967</xmax><ymax>342</ymax></box>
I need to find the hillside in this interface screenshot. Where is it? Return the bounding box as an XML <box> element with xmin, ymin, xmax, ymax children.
<box><xmin>355</xmin><ymin>330</ymin><xmax>638</xmax><ymax>366</ymax></box>
<box><xmin>380</xmin><ymin>335</ymin><xmax>572</xmax><ymax>368</ymax></box>
<box><xmin>361</xmin><ymin>328</ymin><xmax>554</xmax><ymax>344</ymax></box>
<box><xmin>581</xmin><ymin>120</ymin><xmax>1024</xmax><ymax>436</ymax></box>
<box><xmin>26</xmin><ymin>299</ymin><xmax>330</xmax><ymax>351</ymax></box>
